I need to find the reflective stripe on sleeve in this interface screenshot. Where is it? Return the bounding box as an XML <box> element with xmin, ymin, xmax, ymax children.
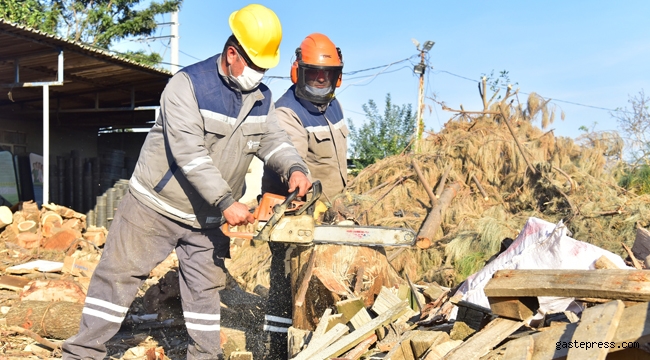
<box><xmin>130</xmin><ymin>177</ymin><xmax>197</xmax><ymax>221</ymax></box>
<box><xmin>263</xmin><ymin>143</ymin><xmax>293</xmax><ymax>163</ymax></box>
<box><xmin>181</xmin><ymin>156</ymin><xmax>212</xmax><ymax>174</ymax></box>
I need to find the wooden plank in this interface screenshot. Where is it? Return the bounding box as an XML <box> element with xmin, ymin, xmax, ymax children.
<box><xmin>566</xmin><ymin>300</ymin><xmax>624</xmax><ymax>360</ymax></box>
<box><xmin>444</xmin><ymin>317</ymin><xmax>526</xmax><ymax>360</ymax></box>
<box><xmin>314</xmin><ymin>301</ymin><xmax>411</xmax><ymax>360</ymax></box>
<box><xmin>622</xmin><ymin>242</ymin><xmax>643</xmax><ymax>269</ymax></box>
<box><xmin>312</xmin><ymin>308</ymin><xmax>333</xmax><ymax>338</ymax></box>
<box><xmin>348</xmin><ymin>307</ymin><xmax>372</xmax><ymax>330</ymax></box>
<box><xmin>423</xmin><ymin>340</ymin><xmax>463</xmax><ymax>360</ymax></box>
<box><xmin>372</xmin><ymin>286</ymin><xmax>404</xmax><ymax>315</ymax></box>
<box><xmin>340</xmin><ymin>334</ymin><xmax>376</xmax><ymax>360</ymax></box>
<box><xmin>384</xmin><ymin>330</ymin><xmax>416</xmax><ymax>360</ymax></box>
<box><xmin>0</xmin><ymin>275</ymin><xmax>31</xmax><ymax>291</ymax></box>
<box><xmin>324</xmin><ymin>313</ymin><xmax>347</xmax><ymax>333</ymax></box>
<box><xmin>503</xmin><ymin>335</ymin><xmax>534</xmax><ymax>360</ymax></box>
<box><xmin>336</xmin><ymin>297</ymin><xmax>365</xmax><ymax>322</ymax></box>
<box><xmin>606</xmin><ymin>348</ymin><xmax>650</xmax><ymax>360</ymax></box>
<box><xmin>409</xmin><ymin>331</ymin><xmax>450</xmax><ymax>358</ymax></box>
<box><xmin>488</xmin><ymin>296</ymin><xmax>539</xmax><ymax>320</ymax></box>
<box><xmin>530</xmin><ymin>302</ymin><xmax>650</xmax><ymax>359</ymax></box>
<box><xmin>405</xmin><ymin>273</ymin><xmax>423</xmax><ymax>312</ymax></box>
<box><xmin>292</xmin><ymin>323</ymin><xmax>349</xmax><ymax>360</ymax></box>
<box><xmin>484</xmin><ymin>269</ymin><xmax>650</xmax><ymax>301</ymax></box>
<box><xmin>609</xmin><ymin>302</ymin><xmax>650</xmax><ymax>352</ymax></box>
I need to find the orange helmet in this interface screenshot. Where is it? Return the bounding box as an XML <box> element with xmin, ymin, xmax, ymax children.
<box><xmin>291</xmin><ymin>33</ymin><xmax>343</xmax><ymax>104</ymax></box>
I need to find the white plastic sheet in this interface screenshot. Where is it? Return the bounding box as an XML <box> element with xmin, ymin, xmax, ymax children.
<box><xmin>452</xmin><ymin>217</ymin><xmax>630</xmax><ymax>318</ymax></box>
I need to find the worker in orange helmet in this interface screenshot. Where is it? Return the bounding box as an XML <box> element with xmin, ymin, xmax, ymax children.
<box><xmin>261</xmin><ymin>33</ymin><xmax>347</xmax><ymax>359</ymax></box>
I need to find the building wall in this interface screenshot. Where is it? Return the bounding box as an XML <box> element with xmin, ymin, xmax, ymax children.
<box><xmin>0</xmin><ymin>115</ymin><xmax>99</xmax><ymax>159</ymax></box>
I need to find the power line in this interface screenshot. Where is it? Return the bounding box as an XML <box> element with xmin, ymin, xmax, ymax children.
<box><xmin>435</xmin><ymin>69</ymin><xmax>630</xmax><ymax>114</ymax></box>
<box><xmin>343</xmin><ymin>55</ymin><xmax>418</xmax><ymax>75</ymax></box>
<box><xmin>266</xmin><ymin>55</ymin><xmax>419</xmax><ymax>82</ymax></box>
<box><xmin>343</xmin><ymin>108</ymin><xmax>366</xmax><ymax>116</ymax></box>
<box><xmin>180</xmin><ymin>50</ymin><xmax>202</xmax><ymax>61</ymax></box>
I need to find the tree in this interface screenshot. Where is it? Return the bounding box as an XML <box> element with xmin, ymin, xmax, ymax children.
<box><xmin>348</xmin><ymin>94</ymin><xmax>416</xmax><ymax>169</ymax></box>
<box><xmin>0</xmin><ymin>0</ymin><xmax>181</xmax><ymax>66</ymax></box>
<box><xmin>481</xmin><ymin>69</ymin><xmax>518</xmax><ymax>99</ymax></box>
<box><xmin>0</xmin><ymin>0</ymin><xmax>58</xmax><ymax>32</ymax></box>
<box><xmin>612</xmin><ymin>90</ymin><xmax>650</xmax><ymax>166</ymax></box>
<box><xmin>51</xmin><ymin>0</ymin><xmax>181</xmax><ymax>49</ymax></box>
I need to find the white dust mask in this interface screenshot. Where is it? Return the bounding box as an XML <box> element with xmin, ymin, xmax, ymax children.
<box><xmin>305</xmin><ymin>84</ymin><xmax>333</xmax><ymax>97</ymax></box>
<box><xmin>229</xmin><ymin>53</ymin><xmax>265</xmax><ymax>91</ymax></box>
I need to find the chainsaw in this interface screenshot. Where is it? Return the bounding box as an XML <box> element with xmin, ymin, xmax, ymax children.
<box><xmin>221</xmin><ymin>180</ymin><xmax>416</xmax><ymax>247</ymax></box>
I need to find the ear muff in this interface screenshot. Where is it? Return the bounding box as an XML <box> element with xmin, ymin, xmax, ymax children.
<box><xmin>336</xmin><ymin>47</ymin><xmax>343</xmax><ymax>87</ymax></box>
<box><xmin>290</xmin><ymin>47</ymin><xmax>301</xmax><ymax>84</ymax></box>
<box><xmin>290</xmin><ymin>61</ymin><xmax>299</xmax><ymax>84</ymax></box>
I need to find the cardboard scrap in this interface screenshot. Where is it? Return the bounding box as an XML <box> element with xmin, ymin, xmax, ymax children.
<box><xmin>6</xmin><ymin>260</ymin><xmax>64</xmax><ymax>274</ymax></box>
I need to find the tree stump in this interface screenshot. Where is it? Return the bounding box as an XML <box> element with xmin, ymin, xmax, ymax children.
<box><xmin>291</xmin><ymin>244</ymin><xmax>405</xmax><ymax>330</ymax></box>
<box><xmin>6</xmin><ymin>300</ymin><xmax>83</xmax><ymax>339</ymax></box>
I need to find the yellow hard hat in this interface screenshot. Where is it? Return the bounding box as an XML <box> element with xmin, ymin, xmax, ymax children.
<box><xmin>229</xmin><ymin>4</ymin><xmax>282</xmax><ymax>69</ymax></box>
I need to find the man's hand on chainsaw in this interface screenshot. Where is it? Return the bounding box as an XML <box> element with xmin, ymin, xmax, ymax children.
<box><xmin>223</xmin><ymin>201</ymin><xmax>255</xmax><ymax>226</ymax></box>
<box><xmin>288</xmin><ymin>171</ymin><xmax>312</xmax><ymax>197</ymax></box>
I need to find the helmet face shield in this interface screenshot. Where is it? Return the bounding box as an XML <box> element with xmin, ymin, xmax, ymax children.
<box><xmin>295</xmin><ymin>62</ymin><xmax>343</xmax><ymax>104</ymax></box>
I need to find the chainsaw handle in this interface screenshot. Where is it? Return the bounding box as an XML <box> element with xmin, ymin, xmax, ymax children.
<box><xmin>220</xmin><ymin>223</ymin><xmax>254</xmax><ymax>240</ymax></box>
<box><xmin>217</xmin><ymin>212</ymin><xmax>256</xmax><ymax>240</ymax></box>
<box><xmin>283</xmin><ymin>186</ymin><xmax>299</xmax><ymax>207</ymax></box>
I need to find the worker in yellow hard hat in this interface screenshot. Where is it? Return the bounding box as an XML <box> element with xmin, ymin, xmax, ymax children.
<box><xmin>261</xmin><ymin>33</ymin><xmax>348</xmax><ymax>360</ymax></box>
<box><xmin>62</xmin><ymin>4</ymin><xmax>311</xmax><ymax>360</ymax></box>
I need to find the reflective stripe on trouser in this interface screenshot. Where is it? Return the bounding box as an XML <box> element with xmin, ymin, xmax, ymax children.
<box><xmin>264</xmin><ymin>242</ymin><xmax>292</xmax><ymax>359</ymax></box>
<box><xmin>62</xmin><ymin>191</ymin><xmax>228</xmax><ymax>359</ymax></box>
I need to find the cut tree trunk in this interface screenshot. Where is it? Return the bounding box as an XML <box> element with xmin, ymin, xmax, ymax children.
<box><xmin>20</xmin><ymin>201</ymin><xmax>41</xmax><ymax>223</ymax></box>
<box><xmin>417</xmin><ymin>182</ymin><xmax>462</xmax><ymax>245</ymax></box>
<box><xmin>17</xmin><ymin>232</ymin><xmax>42</xmax><ymax>249</ymax></box>
<box><xmin>17</xmin><ymin>220</ymin><xmax>37</xmax><ymax>233</ymax></box>
<box><xmin>41</xmin><ymin>211</ymin><xmax>63</xmax><ymax>237</ymax></box>
<box><xmin>1</xmin><ymin>222</ymin><xmax>19</xmax><ymax>243</ymax></box>
<box><xmin>0</xmin><ymin>205</ymin><xmax>13</xmax><ymax>229</ymax></box>
<box><xmin>41</xmin><ymin>228</ymin><xmax>81</xmax><ymax>251</ymax></box>
<box><xmin>6</xmin><ymin>300</ymin><xmax>83</xmax><ymax>339</ymax></box>
<box><xmin>291</xmin><ymin>244</ymin><xmax>405</xmax><ymax>330</ymax></box>
<box><xmin>20</xmin><ymin>279</ymin><xmax>87</xmax><ymax>304</ymax></box>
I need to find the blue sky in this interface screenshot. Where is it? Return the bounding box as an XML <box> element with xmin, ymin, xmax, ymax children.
<box><xmin>122</xmin><ymin>1</ymin><xmax>650</xmax><ymax>140</ymax></box>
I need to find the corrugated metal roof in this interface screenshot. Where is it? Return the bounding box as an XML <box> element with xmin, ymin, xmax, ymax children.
<box><xmin>0</xmin><ymin>19</ymin><xmax>173</xmax><ymax>127</ymax></box>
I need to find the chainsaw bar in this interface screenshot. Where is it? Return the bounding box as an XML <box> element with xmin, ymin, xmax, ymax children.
<box><xmin>312</xmin><ymin>225</ymin><xmax>416</xmax><ymax>247</ymax></box>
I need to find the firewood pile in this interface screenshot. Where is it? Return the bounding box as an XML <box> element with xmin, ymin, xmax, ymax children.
<box><xmin>282</xmin><ymin>214</ymin><xmax>650</xmax><ymax>359</ymax></box>
<box><xmin>0</xmin><ymin>196</ymin><xmax>279</xmax><ymax>359</ymax></box>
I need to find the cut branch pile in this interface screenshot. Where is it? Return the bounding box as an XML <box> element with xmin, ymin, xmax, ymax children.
<box><xmin>341</xmin><ymin>88</ymin><xmax>648</xmax><ymax>284</ymax></box>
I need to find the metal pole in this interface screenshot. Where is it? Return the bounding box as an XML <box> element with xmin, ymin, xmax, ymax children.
<box><xmin>43</xmin><ymin>84</ymin><xmax>50</xmax><ymax>205</ymax></box>
<box><xmin>170</xmin><ymin>11</ymin><xmax>179</xmax><ymax>74</ymax></box>
<box><xmin>415</xmin><ymin>51</ymin><xmax>425</xmax><ymax>152</ymax></box>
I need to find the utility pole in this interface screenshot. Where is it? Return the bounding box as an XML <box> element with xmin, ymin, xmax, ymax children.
<box><xmin>170</xmin><ymin>11</ymin><xmax>179</xmax><ymax>74</ymax></box>
<box><xmin>412</xmin><ymin>39</ymin><xmax>434</xmax><ymax>152</ymax></box>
